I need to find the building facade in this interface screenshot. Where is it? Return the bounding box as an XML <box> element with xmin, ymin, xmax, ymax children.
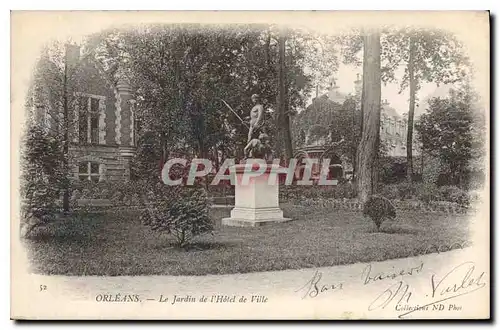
<box><xmin>299</xmin><ymin>73</ymin><xmax>419</xmax><ymax>159</ymax></box>
<box><xmin>380</xmin><ymin>100</ymin><xmax>409</xmax><ymax>157</ymax></box>
<box><xmin>29</xmin><ymin>45</ymin><xmax>137</xmax><ymax>182</ymax></box>
<box><xmin>353</xmin><ymin>74</ymin><xmax>419</xmax><ymax>158</ymax></box>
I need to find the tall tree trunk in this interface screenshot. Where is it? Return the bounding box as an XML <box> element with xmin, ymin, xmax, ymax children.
<box><xmin>62</xmin><ymin>48</ymin><xmax>70</xmax><ymax>213</ymax></box>
<box><xmin>354</xmin><ymin>73</ymin><xmax>365</xmax><ymax>186</ymax></box>
<box><xmin>356</xmin><ymin>32</ymin><xmax>381</xmax><ymax>203</ymax></box>
<box><xmin>161</xmin><ymin>131</ymin><xmax>169</xmax><ymax>174</ymax></box>
<box><xmin>406</xmin><ymin>35</ymin><xmax>417</xmax><ymax>183</ymax></box>
<box><xmin>265</xmin><ymin>30</ymin><xmax>271</xmax><ymax>67</ymax></box>
<box><xmin>274</xmin><ymin>90</ymin><xmax>283</xmax><ymax>160</ymax></box>
<box><xmin>351</xmin><ymin>100</ymin><xmax>357</xmax><ymax>181</ymax></box>
<box><xmin>421</xmin><ymin>150</ymin><xmax>424</xmax><ymax>179</ymax></box>
<box><xmin>372</xmin><ymin>132</ymin><xmax>381</xmax><ymax>192</ymax></box>
<box><xmin>213</xmin><ymin>145</ymin><xmax>220</xmax><ymax>172</ymax></box>
<box><xmin>278</xmin><ymin>29</ymin><xmax>294</xmax><ymax>160</ymax></box>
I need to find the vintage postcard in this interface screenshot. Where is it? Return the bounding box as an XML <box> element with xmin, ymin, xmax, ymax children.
<box><xmin>10</xmin><ymin>11</ymin><xmax>490</xmax><ymax>320</ymax></box>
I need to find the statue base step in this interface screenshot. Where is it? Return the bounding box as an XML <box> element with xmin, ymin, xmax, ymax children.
<box><xmin>221</xmin><ymin>162</ymin><xmax>292</xmax><ymax>227</ymax></box>
<box><xmin>222</xmin><ymin>207</ymin><xmax>291</xmax><ymax>227</ymax></box>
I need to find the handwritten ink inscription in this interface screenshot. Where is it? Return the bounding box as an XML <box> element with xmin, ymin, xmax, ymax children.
<box><xmin>295</xmin><ymin>260</ymin><xmax>487</xmax><ymax>318</ymax></box>
<box><xmin>366</xmin><ymin>261</ymin><xmax>487</xmax><ymax>318</ymax></box>
<box><xmin>368</xmin><ymin>280</ymin><xmax>413</xmax><ymax>311</ymax></box>
<box><xmin>362</xmin><ymin>262</ymin><xmax>424</xmax><ymax>285</ymax></box>
<box><xmin>430</xmin><ymin>262</ymin><xmax>486</xmax><ymax>299</ymax></box>
<box><xmin>296</xmin><ymin>270</ymin><xmax>344</xmax><ymax>299</ymax></box>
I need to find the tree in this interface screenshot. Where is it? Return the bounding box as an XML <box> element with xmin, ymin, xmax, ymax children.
<box><xmin>26</xmin><ymin>42</ymin><xmax>90</xmax><ymax>213</ymax></box>
<box><xmin>291</xmin><ymin>93</ymin><xmax>363</xmax><ymax>174</ymax></box>
<box><xmin>381</xmin><ymin>28</ymin><xmax>469</xmax><ymax>182</ymax></box>
<box><xmin>141</xmin><ymin>185</ymin><xmax>213</xmax><ymax>248</ymax></box>
<box><xmin>86</xmin><ymin>25</ymin><xmax>338</xmax><ymax>170</ymax></box>
<box><xmin>415</xmin><ymin>85</ymin><xmax>485</xmax><ymax>187</ymax></box>
<box><xmin>356</xmin><ymin>31</ymin><xmax>381</xmax><ymax>203</ymax></box>
<box><xmin>20</xmin><ymin>123</ymin><xmax>65</xmax><ymax>236</ymax></box>
<box><xmin>278</xmin><ymin>29</ymin><xmax>294</xmax><ymax>160</ymax></box>
<box><xmin>337</xmin><ymin>28</ymin><xmax>469</xmax><ymax>183</ymax></box>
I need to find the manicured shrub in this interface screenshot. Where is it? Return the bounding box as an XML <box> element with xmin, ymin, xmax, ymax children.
<box><xmin>414</xmin><ymin>182</ymin><xmax>441</xmax><ymax>204</ymax></box>
<box><xmin>71</xmin><ymin>180</ymin><xmax>155</xmax><ymax>207</ymax></box>
<box><xmin>141</xmin><ymin>185</ymin><xmax>213</xmax><ymax>248</ymax></box>
<box><xmin>363</xmin><ymin>195</ymin><xmax>397</xmax><ymax>231</ymax></box>
<box><xmin>333</xmin><ymin>183</ymin><xmax>356</xmax><ymax>199</ymax></box>
<box><xmin>439</xmin><ymin>185</ymin><xmax>469</xmax><ymax>206</ymax></box>
<box><xmin>396</xmin><ymin>182</ymin><xmax>417</xmax><ymax>200</ymax></box>
<box><xmin>379</xmin><ymin>157</ymin><xmax>407</xmax><ymax>184</ymax></box>
<box><xmin>280</xmin><ymin>183</ymin><xmax>356</xmax><ymax>202</ymax></box>
<box><xmin>422</xmin><ymin>155</ymin><xmax>441</xmax><ymax>184</ymax></box>
<box><xmin>446</xmin><ymin>186</ymin><xmax>470</xmax><ymax>207</ymax></box>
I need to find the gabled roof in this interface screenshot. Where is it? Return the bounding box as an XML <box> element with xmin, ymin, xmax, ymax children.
<box><xmin>327</xmin><ymin>86</ymin><xmax>347</xmax><ymax>104</ymax></box>
<box><xmin>416</xmin><ymin>83</ymin><xmax>455</xmax><ymax>117</ymax></box>
<box><xmin>382</xmin><ymin>104</ymin><xmax>400</xmax><ymax>119</ymax></box>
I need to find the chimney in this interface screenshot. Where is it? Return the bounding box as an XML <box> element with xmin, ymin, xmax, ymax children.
<box><xmin>333</xmin><ymin>78</ymin><xmax>338</xmax><ymax>88</ymax></box>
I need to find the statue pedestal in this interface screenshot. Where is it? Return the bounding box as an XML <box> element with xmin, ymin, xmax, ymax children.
<box><xmin>221</xmin><ymin>163</ymin><xmax>291</xmax><ymax>227</ymax></box>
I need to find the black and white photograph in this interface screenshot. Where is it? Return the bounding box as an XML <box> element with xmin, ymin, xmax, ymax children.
<box><xmin>10</xmin><ymin>10</ymin><xmax>490</xmax><ymax>320</ymax></box>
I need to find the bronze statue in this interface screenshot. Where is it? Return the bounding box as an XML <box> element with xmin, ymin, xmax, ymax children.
<box><xmin>220</xmin><ymin>94</ymin><xmax>272</xmax><ymax>161</ymax></box>
<box><xmin>244</xmin><ymin>132</ymin><xmax>272</xmax><ymax>161</ymax></box>
<box><xmin>246</xmin><ymin>94</ymin><xmax>265</xmax><ymax>143</ymax></box>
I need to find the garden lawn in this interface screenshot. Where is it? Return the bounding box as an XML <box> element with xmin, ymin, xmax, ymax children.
<box><xmin>24</xmin><ymin>204</ymin><xmax>471</xmax><ymax>276</ymax></box>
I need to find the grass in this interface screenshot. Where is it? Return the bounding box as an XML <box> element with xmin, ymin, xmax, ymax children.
<box><xmin>23</xmin><ymin>204</ymin><xmax>472</xmax><ymax>276</ymax></box>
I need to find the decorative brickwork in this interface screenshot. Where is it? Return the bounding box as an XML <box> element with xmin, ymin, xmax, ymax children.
<box><xmin>98</xmin><ymin>98</ymin><xmax>106</xmax><ymax>145</ymax></box>
<box><xmin>114</xmin><ymin>88</ymin><xmax>122</xmax><ymax>145</ymax></box>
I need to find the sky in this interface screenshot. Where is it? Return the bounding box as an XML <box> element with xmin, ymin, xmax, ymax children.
<box><xmin>315</xmin><ymin>63</ymin><xmax>440</xmax><ymax>116</ymax></box>
<box><xmin>43</xmin><ymin>29</ymin><xmax>447</xmax><ymax>118</ymax></box>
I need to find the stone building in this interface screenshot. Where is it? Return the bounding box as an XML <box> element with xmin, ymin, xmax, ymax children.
<box><xmin>29</xmin><ymin>44</ymin><xmax>137</xmax><ymax>182</ymax></box>
<box><xmin>353</xmin><ymin>74</ymin><xmax>419</xmax><ymax>158</ymax></box>
<box><xmin>380</xmin><ymin>99</ymin><xmax>409</xmax><ymax>157</ymax></box>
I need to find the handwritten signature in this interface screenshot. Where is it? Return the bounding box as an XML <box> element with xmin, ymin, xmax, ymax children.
<box><xmin>368</xmin><ymin>280</ymin><xmax>413</xmax><ymax>311</ymax></box>
<box><xmin>361</xmin><ymin>262</ymin><xmax>424</xmax><ymax>285</ymax></box>
<box><xmin>367</xmin><ymin>261</ymin><xmax>487</xmax><ymax>318</ymax></box>
<box><xmin>296</xmin><ymin>270</ymin><xmax>343</xmax><ymax>299</ymax></box>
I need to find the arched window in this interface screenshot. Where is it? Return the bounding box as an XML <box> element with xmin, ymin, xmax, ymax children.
<box><xmin>78</xmin><ymin>161</ymin><xmax>100</xmax><ymax>182</ymax></box>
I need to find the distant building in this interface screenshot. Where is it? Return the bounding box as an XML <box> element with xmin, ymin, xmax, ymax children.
<box><xmin>28</xmin><ymin>44</ymin><xmax>137</xmax><ymax>182</ymax></box>
<box><xmin>326</xmin><ymin>78</ymin><xmax>349</xmax><ymax>104</ymax></box>
<box><xmin>300</xmin><ymin>73</ymin><xmax>421</xmax><ymax>158</ymax></box>
<box><xmin>416</xmin><ymin>83</ymin><xmax>456</xmax><ymax>118</ymax></box>
<box><xmin>352</xmin><ymin>74</ymin><xmax>419</xmax><ymax>158</ymax></box>
<box><xmin>380</xmin><ymin>99</ymin><xmax>412</xmax><ymax>157</ymax></box>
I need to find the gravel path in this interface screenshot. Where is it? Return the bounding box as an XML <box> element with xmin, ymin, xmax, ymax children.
<box><xmin>12</xmin><ymin>247</ymin><xmax>489</xmax><ymax>320</ymax></box>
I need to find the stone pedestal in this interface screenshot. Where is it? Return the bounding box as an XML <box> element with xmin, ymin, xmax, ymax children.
<box><xmin>222</xmin><ymin>163</ymin><xmax>291</xmax><ymax>227</ymax></box>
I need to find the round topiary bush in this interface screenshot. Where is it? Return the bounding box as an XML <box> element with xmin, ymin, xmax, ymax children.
<box><xmin>363</xmin><ymin>195</ymin><xmax>397</xmax><ymax>231</ymax></box>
